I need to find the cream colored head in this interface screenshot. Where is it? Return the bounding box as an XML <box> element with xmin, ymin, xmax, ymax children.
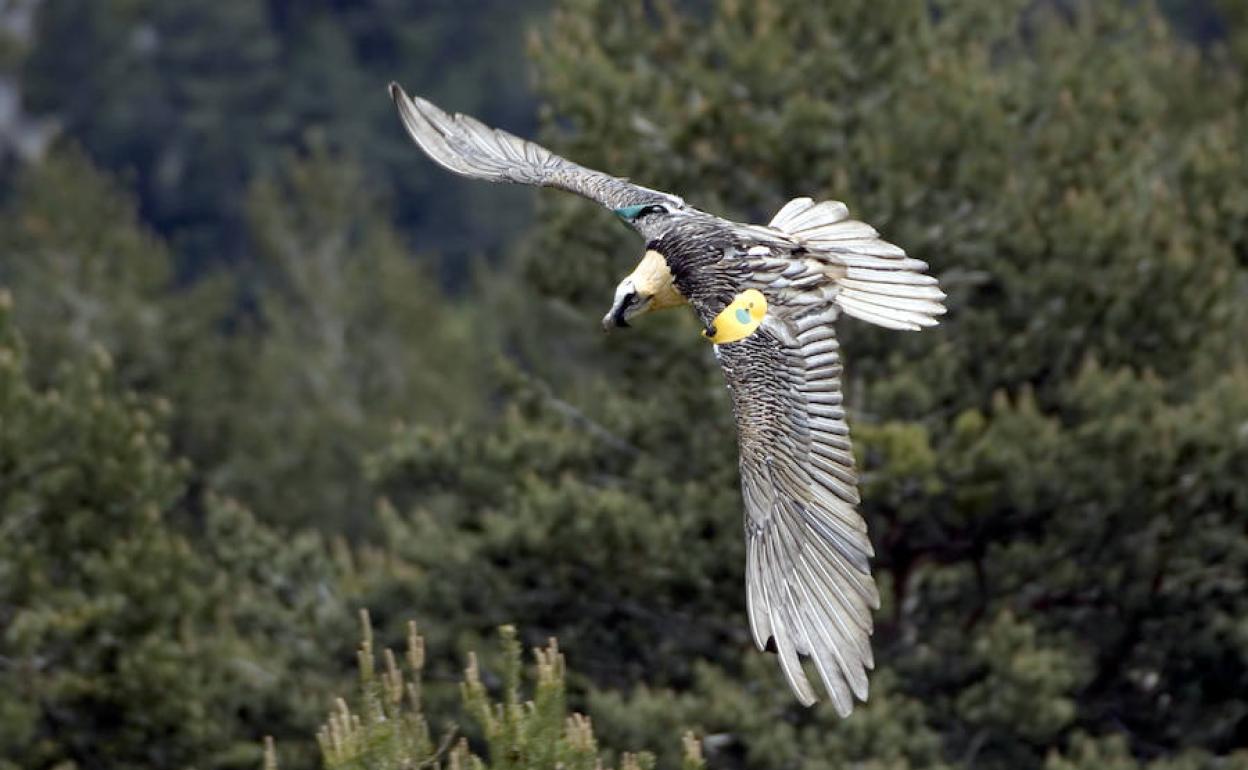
<box><xmin>602</xmin><ymin>250</ymin><xmax>687</xmax><ymax>330</ymax></box>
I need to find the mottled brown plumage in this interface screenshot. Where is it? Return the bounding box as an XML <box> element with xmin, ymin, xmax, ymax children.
<box><xmin>390</xmin><ymin>84</ymin><xmax>946</xmax><ymax>715</ymax></box>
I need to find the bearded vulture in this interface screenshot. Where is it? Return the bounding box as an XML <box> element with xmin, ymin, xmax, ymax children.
<box><xmin>389</xmin><ymin>84</ymin><xmax>945</xmax><ymax>716</ymax></box>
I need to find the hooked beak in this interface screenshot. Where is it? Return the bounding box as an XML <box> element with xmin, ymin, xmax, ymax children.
<box><xmin>602</xmin><ymin>280</ymin><xmax>650</xmax><ymax>332</ymax></box>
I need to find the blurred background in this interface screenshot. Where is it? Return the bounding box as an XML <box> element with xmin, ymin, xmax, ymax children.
<box><xmin>1</xmin><ymin>1</ymin><xmax>1246</xmax><ymax>769</ymax></box>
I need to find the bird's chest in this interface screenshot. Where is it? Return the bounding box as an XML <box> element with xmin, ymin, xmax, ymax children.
<box><xmin>671</xmin><ymin>256</ymin><xmax>753</xmax><ymax>327</ymax></box>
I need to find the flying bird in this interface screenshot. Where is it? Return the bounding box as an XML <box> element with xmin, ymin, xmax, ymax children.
<box><xmin>389</xmin><ymin>83</ymin><xmax>945</xmax><ymax>716</ymax></box>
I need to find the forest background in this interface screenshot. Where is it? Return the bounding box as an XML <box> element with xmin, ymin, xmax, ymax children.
<box><xmin>1</xmin><ymin>1</ymin><xmax>1246</xmax><ymax>769</ymax></box>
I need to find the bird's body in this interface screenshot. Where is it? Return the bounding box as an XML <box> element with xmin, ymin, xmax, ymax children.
<box><xmin>389</xmin><ymin>83</ymin><xmax>946</xmax><ymax>716</ymax></box>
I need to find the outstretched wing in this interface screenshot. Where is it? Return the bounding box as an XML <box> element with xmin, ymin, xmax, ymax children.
<box><xmin>765</xmin><ymin>197</ymin><xmax>946</xmax><ymax>330</ymax></box>
<box><xmin>390</xmin><ymin>84</ymin><xmax>684</xmax><ymax>221</ymax></box>
<box><xmin>715</xmin><ymin>311</ymin><xmax>879</xmax><ymax>715</ymax></box>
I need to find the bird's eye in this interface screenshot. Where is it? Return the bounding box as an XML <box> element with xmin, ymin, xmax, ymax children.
<box><xmin>642</xmin><ymin>204</ymin><xmax>668</xmax><ymax>217</ymax></box>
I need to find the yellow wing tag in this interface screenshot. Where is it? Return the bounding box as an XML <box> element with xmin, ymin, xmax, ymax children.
<box><xmin>703</xmin><ymin>289</ymin><xmax>767</xmax><ymax>344</ymax></box>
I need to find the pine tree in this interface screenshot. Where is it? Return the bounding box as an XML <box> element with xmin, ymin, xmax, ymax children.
<box><xmin>0</xmin><ymin>142</ymin><xmax>489</xmax><ymax>535</ymax></box>
<box><xmin>18</xmin><ymin>0</ymin><xmax>550</xmax><ymax>271</ymax></box>
<box><xmin>294</xmin><ymin>613</ymin><xmax>704</xmax><ymax>770</ymax></box>
<box><xmin>0</xmin><ymin>145</ymin><xmax>226</xmax><ymax>391</ymax></box>
<box><xmin>214</xmin><ymin>141</ymin><xmax>487</xmax><ymax>532</ymax></box>
<box><xmin>0</xmin><ymin>288</ymin><xmax>378</xmax><ymax>770</ymax></box>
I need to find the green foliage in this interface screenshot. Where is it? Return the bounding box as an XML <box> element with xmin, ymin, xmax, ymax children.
<box><xmin>315</xmin><ymin>615</ymin><xmax>439</xmax><ymax>769</ymax></box>
<box><xmin>0</xmin><ymin>145</ymin><xmax>227</xmax><ymax>390</ymax></box>
<box><xmin>369</xmin><ymin>359</ymin><xmax>744</xmax><ymax>696</ymax></box>
<box><xmin>0</xmin><ymin>288</ymin><xmax>190</xmax><ymax>768</ymax></box>
<box><xmin>0</xmin><ymin>140</ymin><xmax>488</xmax><ymax>533</ymax></box>
<box><xmin>1044</xmin><ymin>733</ymin><xmax>1248</xmax><ymax>770</ymax></box>
<box><xmin>2</xmin><ymin>2</ymin><xmax>1247</xmax><ymax>769</ymax></box>
<box><xmin>208</xmin><ymin>142</ymin><xmax>486</xmax><ymax>531</ymax></box>
<box><xmin>18</xmin><ymin>0</ymin><xmax>550</xmax><ymax>270</ymax></box>
<box><xmin>303</xmin><ymin>614</ymin><xmax>702</xmax><ymax>770</ymax></box>
<box><xmin>0</xmin><ymin>290</ymin><xmax>369</xmax><ymax>770</ymax></box>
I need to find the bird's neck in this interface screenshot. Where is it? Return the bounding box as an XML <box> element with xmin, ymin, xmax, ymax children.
<box><xmin>627</xmin><ymin>250</ymin><xmax>687</xmax><ymax>310</ymax></box>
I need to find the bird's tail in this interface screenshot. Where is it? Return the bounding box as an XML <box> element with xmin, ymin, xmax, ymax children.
<box><xmin>769</xmin><ymin>198</ymin><xmax>945</xmax><ymax>331</ymax></box>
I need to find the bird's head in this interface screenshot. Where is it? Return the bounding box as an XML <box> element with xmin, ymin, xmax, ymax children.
<box><xmin>602</xmin><ymin>247</ymin><xmax>687</xmax><ymax>331</ymax></box>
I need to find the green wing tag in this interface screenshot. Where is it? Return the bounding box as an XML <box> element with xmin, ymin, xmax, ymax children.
<box><xmin>704</xmin><ymin>289</ymin><xmax>767</xmax><ymax>344</ymax></box>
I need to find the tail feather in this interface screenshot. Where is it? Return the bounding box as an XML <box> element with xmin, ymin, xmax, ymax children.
<box><xmin>769</xmin><ymin>197</ymin><xmax>945</xmax><ymax>331</ymax></box>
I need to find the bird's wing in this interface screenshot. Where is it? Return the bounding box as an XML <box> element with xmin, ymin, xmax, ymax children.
<box><xmin>714</xmin><ymin>311</ymin><xmax>879</xmax><ymax>715</ymax></box>
<box><xmin>759</xmin><ymin>197</ymin><xmax>946</xmax><ymax>330</ymax></box>
<box><xmin>390</xmin><ymin>84</ymin><xmax>684</xmax><ymax>220</ymax></box>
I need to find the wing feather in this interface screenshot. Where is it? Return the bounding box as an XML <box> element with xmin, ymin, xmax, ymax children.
<box><xmin>761</xmin><ymin>197</ymin><xmax>946</xmax><ymax>329</ymax></box>
<box><xmin>389</xmin><ymin>84</ymin><xmax>684</xmax><ymax>220</ymax></box>
<box><xmin>715</xmin><ymin>314</ymin><xmax>878</xmax><ymax>715</ymax></box>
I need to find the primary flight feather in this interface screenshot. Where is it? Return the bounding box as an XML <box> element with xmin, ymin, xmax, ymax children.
<box><xmin>389</xmin><ymin>83</ymin><xmax>945</xmax><ymax>716</ymax></box>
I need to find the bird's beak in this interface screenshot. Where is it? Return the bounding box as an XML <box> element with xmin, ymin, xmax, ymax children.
<box><xmin>602</xmin><ymin>297</ymin><xmax>632</xmax><ymax>331</ymax></box>
<box><xmin>603</xmin><ymin>249</ymin><xmax>684</xmax><ymax>333</ymax></box>
<box><xmin>602</xmin><ymin>279</ymin><xmax>649</xmax><ymax>332</ymax></box>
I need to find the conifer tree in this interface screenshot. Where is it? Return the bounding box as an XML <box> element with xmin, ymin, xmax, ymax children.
<box><xmin>0</xmin><ymin>289</ymin><xmax>373</xmax><ymax>770</ymax></box>
<box><xmin>18</xmin><ymin>0</ymin><xmax>549</xmax><ymax>268</ymax></box>
<box><xmin>299</xmin><ymin>614</ymin><xmax>704</xmax><ymax>770</ymax></box>
<box><xmin>0</xmin><ymin>143</ymin><xmax>488</xmax><ymax>534</ymax></box>
<box><xmin>0</xmin><ymin>146</ymin><xmax>226</xmax><ymax>391</ymax></box>
<box><xmin>220</xmin><ymin>142</ymin><xmax>487</xmax><ymax>531</ymax></box>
